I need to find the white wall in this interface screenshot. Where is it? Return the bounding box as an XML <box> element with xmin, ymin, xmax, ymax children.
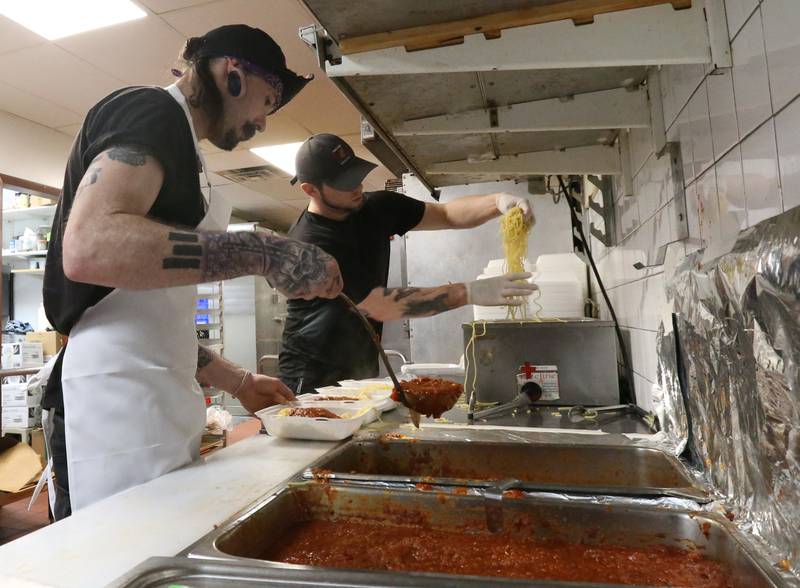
<box><xmin>0</xmin><ymin>110</ymin><xmax>72</xmax><ymax>188</ymax></box>
<box><xmin>590</xmin><ymin>0</ymin><xmax>800</xmax><ymax>412</ymax></box>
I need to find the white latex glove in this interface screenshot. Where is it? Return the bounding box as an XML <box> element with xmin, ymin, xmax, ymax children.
<box><xmin>466</xmin><ymin>272</ymin><xmax>538</xmax><ymax>306</ymax></box>
<box><xmin>496</xmin><ymin>193</ymin><xmax>534</xmax><ymax>224</ymax></box>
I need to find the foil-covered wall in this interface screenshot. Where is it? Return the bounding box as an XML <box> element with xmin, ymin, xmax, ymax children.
<box><xmin>658</xmin><ymin>206</ymin><xmax>800</xmax><ymax>577</ymax></box>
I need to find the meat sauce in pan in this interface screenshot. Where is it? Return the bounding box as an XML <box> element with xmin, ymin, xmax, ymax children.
<box><xmin>267</xmin><ymin>519</ymin><xmax>732</xmax><ymax>587</ymax></box>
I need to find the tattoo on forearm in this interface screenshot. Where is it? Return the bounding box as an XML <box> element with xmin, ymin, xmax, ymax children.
<box><xmin>108</xmin><ymin>145</ymin><xmax>149</xmax><ymax>166</ymax></box>
<box><xmin>403</xmin><ymin>293</ymin><xmax>453</xmax><ymax>316</ymax></box>
<box><xmin>197</xmin><ymin>345</ymin><xmax>214</xmax><ymax>371</ymax></box>
<box><xmin>199</xmin><ymin>232</ymin><xmax>338</xmax><ymax>297</ymax></box>
<box><xmin>163</xmin><ymin>231</ymin><xmax>203</xmax><ymax>270</ymax></box>
<box><xmin>382</xmin><ymin>287</ymin><xmax>458</xmax><ymax>318</ymax></box>
<box><xmin>169</xmin><ymin>232</ymin><xmax>198</xmax><ymax>242</ymax></box>
<box><xmin>385</xmin><ymin>287</ymin><xmax>422</xmax><ymax>300</ymax></box>
<box><xmin>164</xmin><ymin>258</ymin><xmax>200</xmax><ymax>269</ymax></box>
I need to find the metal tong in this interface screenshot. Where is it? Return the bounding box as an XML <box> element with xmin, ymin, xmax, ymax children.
<box><xmin>338</xmin><ymin>293</ymin><xmax>421</xmax><ymax>427</ymax></box>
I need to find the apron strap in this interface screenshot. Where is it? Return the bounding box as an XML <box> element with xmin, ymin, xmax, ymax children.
<box><xmin>30</xmin><ymin>409</ymin><xmax>56</xmax><ymax>514</ymax></box>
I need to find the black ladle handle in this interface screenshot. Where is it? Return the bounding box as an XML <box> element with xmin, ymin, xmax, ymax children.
<box><xmin>337</xmin><ymin>293</ymin><xmax>416</xmax><ymax>421</ymax></box>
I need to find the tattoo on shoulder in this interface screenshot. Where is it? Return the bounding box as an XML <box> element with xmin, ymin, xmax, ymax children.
<box><xmin>107</xmin><ymin>145</ymin><xmax>150</xmax><ymax>166</ymax></box>
<box><xmin>197</xmin><ymin>346</ymin><xmax>214</xmax><ymax>370</ymax></box>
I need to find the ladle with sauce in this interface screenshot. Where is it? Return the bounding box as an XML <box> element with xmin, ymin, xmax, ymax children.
<box><xmin>338</xmin><ymin>293</ymin><xmax>422</xmax><ymax>427</ymax></box>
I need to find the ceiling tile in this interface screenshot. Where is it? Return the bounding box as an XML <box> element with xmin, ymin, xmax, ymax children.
<box><xmin>203</xmin><ymin>149</ymin><xmax>269</xmax><ymax>172</ymax></box>
<box><xmin>0</xmin><ymin>15</ymin><xmax>46</xmax><ymax>55</ymax></box>
<box><xmin>236</xmin><ymin>112</ymin><xmax>311</xmax><ymax>149</ymax></box>
<box><xmin>0</xmin><ymin>44</ymin><xmax>124</xmax><ymax>115</ymax></box>
<box><xmin>56</xmin><ymin>123</ymin><xmax>84</xmax><ymax>138</ymax></box>
<box><xmin>55</xmin><ymin>16</ymin><xmax>185</xmax><ymax>86</ymax></box>
<box><xmin>278</xmin><ymin>78</ymin><xmax>361</xmax><ymax>136</ymax></box>
<box><xmin>138</xmin><ymin>0</ymin><xmax>219</xmax><ymax>14</ymax></box>
<box><xmin>286</xmin><ymin>198</ymin><xmax>309</xmax><ymax>210</ymax></box>
<box><xmin>0</xmin><ymin>82</ymin><xmax>82</xmax><ymax>128</ymax></box>
<box><xmin>159</xmin><ymin>0</ymin><xmax>321</xmax><ymax>73</ymax></box>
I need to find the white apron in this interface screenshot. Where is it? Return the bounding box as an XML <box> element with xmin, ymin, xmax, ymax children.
<box><xmin>56</xmin><ymin>83</ymin><xmax>231</xmax><ymax>512</ymax></box>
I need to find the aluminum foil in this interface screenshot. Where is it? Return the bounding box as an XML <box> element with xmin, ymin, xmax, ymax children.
<box><xmin>658</xmin><ymin>207</ymin><xmax>800</xmax><ymax>580</ymax></box>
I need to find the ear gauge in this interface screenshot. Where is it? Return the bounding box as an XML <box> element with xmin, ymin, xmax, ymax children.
<box><xmin>227</xmin><ymin>71</ymin><xmax>242</xmax><ymax>97</ymax></box>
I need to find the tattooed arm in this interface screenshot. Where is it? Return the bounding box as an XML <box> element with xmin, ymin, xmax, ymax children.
<box><xmin>196</xmin><ymin>345</ymin><xmax>294</xmax><ymax>412</ymax></box>
<box><xmin>356</xmin><ymin>285</ymin><xmax>468</xmax><ymax>321</ymax></box>
<box><xmin>356</xmin><ymin>272</ymin><xmax>537</xmax><ymax>321</ymax></box>
<box><xmin>63</xmin><ymin>145</ymin><xmax>341</xmax><ymax>299</ymax></box>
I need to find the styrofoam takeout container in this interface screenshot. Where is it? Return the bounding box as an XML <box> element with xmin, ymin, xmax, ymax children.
<box><xmin>295</xmin><ymin>394</ymin><xmax>379</xmax><ymax>423</ymax></box>
<box><xmin>319</xmin><ymin>383</ymin><xmax>398</xmax><ymax>412</ymax></box>
<box><xmin>255</xmin><ymin>404</ymin><xmax>368</xmax><ymax>441</ymax></box>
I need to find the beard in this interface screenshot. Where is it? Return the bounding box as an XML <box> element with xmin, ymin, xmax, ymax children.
<box><xmin>321</xmin><ymin>191</ymin><xmax>364</xmax><ymax>216</ymax></box>
<box><xmin>213</xmin><ymin>121</ymin><xmax>258</xmax><ymax>151</ymax></box>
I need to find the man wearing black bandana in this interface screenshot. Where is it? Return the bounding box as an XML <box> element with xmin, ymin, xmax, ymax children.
<box><xmin>41</xmin><ymin>25</ymin><xmax>343</xmax><ymax>519</ymax></box>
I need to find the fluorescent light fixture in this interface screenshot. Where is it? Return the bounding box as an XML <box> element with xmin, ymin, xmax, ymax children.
<box><xmin>0</xmin><ymin>0</ymin><xmax>147</xmax><ymax>40</ymax></box>
<box><xmin>250</xmin><ymin>142</ymin><xmax>304</xmax><ymax>176</ymax></box>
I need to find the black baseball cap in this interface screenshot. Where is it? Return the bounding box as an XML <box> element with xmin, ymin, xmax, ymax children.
<box><xmin>291</xmin><ymin>134</ymin><xmax>377</xmax><ymax>191</ymax></box>
<box><xmin>192</xmin><ymin>24</ymin><xmax>312</xmax><ymax>111</ymax></box>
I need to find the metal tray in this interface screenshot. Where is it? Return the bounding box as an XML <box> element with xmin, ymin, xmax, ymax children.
<box><xmin>301</xmin><ymin>438</ymin><xmax>709</xmax><ymax>501</ymax></box>
<box><xmin>183</xmin><ymin>482</ymin><xmax>786</xmax><ymax>587</ymax></box>
<box><xmin>111</xmin><ymin>556</ymin><xmax>639</xmax><ymax>588</ymax></box>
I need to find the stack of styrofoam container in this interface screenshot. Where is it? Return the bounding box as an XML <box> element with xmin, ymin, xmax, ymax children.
<box><xmin>473</xmin><ymin>259</ymin><xmax>535</xmax><ymax>321</ymax></box>
<box><xmin>2</xmin><ymin>382</ymin><xmax>43</xmax><ymax>428</ymax></box>
<box><xmin>472</xmin><ymin>254</ymin><xmax>587</xmax><ymax>321</ymax></box>
<box><xmin>531</xmin><ymin>253</ymin><xmax>587</xmax><ymax>319</ymax></box>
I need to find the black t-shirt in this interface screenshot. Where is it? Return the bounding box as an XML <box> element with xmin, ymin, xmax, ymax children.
<box><xmin>278</xmin><ymin>191</ymin><xmax>425</xmax><ymax>388</ymax></box>
<box><xmin>42</xmin><ymin>86</ymin><xmax>206</xmax><ymax>410</ymax></box>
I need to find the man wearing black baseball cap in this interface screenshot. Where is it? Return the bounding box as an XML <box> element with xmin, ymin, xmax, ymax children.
<box><xmin>40</xmin><ymin>25</ymin><xmax>342</xmax><ymax>519</ymax></box>
<box><xmin>279</xmin><ymin>134</ymin><xmax>536</xmax><ymax>393</ymax></box>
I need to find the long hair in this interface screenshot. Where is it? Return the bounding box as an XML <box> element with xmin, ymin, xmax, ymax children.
<box><xmin>174</xmin><ymin>37</ymin><xmax>223</xmax><ymax>123</ymax></box>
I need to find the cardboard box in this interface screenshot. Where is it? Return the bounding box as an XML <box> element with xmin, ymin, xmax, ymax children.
<box><xmin>1</xmin><ymin>383</ymin><xmax>42</xmax><ymax>407</ymax></box>
<box><xmin>26</xmin><ymin>331</ymin><xmax>65</xmax><ymax>357</ymax></box>
<box><xmin>29</xmin><ymin>428</ymin><xmax>46</xmax><ymax>466</ymax></box>
<box><xmin>1</xmin><ymin>342</ymin><xmax>43</xmax><ymax>368</ymax></box>
<box><xmin>2</xmin><ymin>406</ymin><xmax>42</xmax><ymax>428</ymax></box>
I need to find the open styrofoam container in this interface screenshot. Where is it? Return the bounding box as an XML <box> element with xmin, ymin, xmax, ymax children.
<box><xmin>295</xmin><ymin>394</ymin><xmax>379</xmax><ymax>423</ymax></box>
<box><xmin>320</xmin><ymin>381</ymin><xmax>398</xmax><ymax>412</ymax></box>
<box><xmin>256</xmin><ymin>404</ymin><xmax>368</xmax><ymax>441</ymax></box>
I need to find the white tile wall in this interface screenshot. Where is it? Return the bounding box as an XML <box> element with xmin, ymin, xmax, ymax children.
<box><xmin>731</xmin><ymin>8</ymin><xmax>772</xmax><ymax>138</ymax></box>
<box><xmin>696</xmin><ymin>167</ymin><xmax>721</xmax><ymax>247</ymax></box>
<box><xmin>775</xmin><ymin>95</ymin><xmax>800</xmax><ymax>211</ymax></box>
<box><xmin>689</xmin><ymin>80</ymin><xmax>714</xmax><ymax>179</ymax></box>
<box><xmin>725</xmin><ymin>0</ymin><xmax>760</xmax><ymax>40</ymax></box>
<box><xmin>715</xmin><ymin>146</ymin><xmax>748</xmax><ymax>229</ymax></box>
<box><xmin>707</xmin><ymin>69</ymin><xmax>739</xmax><ymax>160</ymax></box>
<box><xmin>595</xmin><ymin>0</ymin><xmax>799</xmax><ymax>412</ymax></box>
<box><xmin>762</xmin><ymin>0</ymin><xmax>800</xmax><ymax>112</ymax></box>
<box><xmin>741</xmin><ymin>119</ymin><xmax>783</xmax><ymax>226</ymax></box>
<box><xmin>685</xmin><ymin>182</ymin><xmax>702</xmax><ymax>243</ymax></box>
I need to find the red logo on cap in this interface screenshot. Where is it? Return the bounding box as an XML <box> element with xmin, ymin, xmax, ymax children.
<box><xmin>331</xmin><ymin>144</ymin><xmax>352</xmax><ymax>166</ymax></box>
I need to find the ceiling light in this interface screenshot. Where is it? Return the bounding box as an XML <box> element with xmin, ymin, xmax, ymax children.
<box><xmin>251</xmin><ymin>142</ymin><xmax>304</xmax><ymax>176</ymax></box>
<box><xmin>0</xmin><ymin>0</ymin><xmax>146</xmax><ymax>40</ymax></box>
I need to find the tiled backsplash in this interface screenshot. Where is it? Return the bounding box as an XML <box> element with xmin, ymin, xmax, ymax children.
<box><xmin>591</xmin><ymin>0</ymin><xmax>799</xmax><ymax>412</ymax></box>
